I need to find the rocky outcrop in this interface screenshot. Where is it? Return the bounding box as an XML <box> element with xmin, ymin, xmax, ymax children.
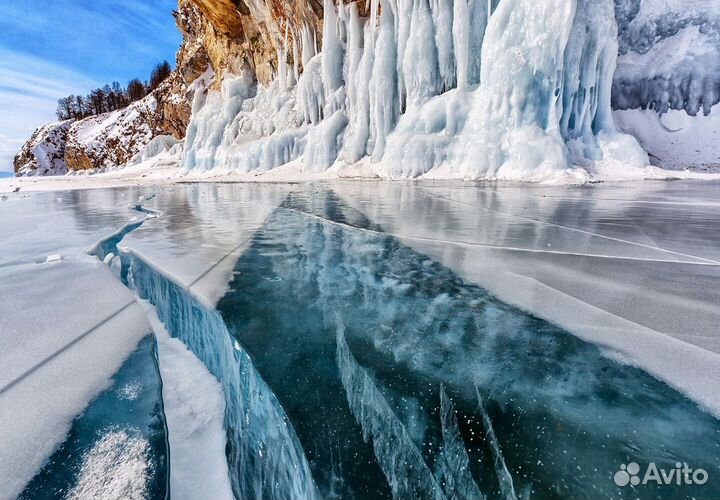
<box><xmin>175</xmin><ymin>0</ymin><xmax>374</xmax><ymax>87</ymax></box>
<box><xmin>15</xmin><ymin>71</ymin><xmax>190</xmax><ymax>174</ymax></box>
<box><xmin>175</xmin><ymin>0</ymin><xmax>322</xmax><ymax>86</ymax></box>
<box><xmin>14</xmin><ymin>120</ymin><xmax>74</xmax><ymax>176</ymax></box>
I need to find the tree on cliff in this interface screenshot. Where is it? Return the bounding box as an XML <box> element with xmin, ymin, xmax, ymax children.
<box><xmin>127</xmin><ymin>79</ymin><xmax>147</xmax><ymax>102</ymax></box>
<box><xmin>148</xmin><ymin>61</ymin><xmax>172</xmax><ymax>92</ymax></box>
<box><xmin>56</xmin><ymin>97</ymin><xmax>74</xmax><ymax>121</ymax></box>
<box><xmin>55</xmin><ymin>60</ymin><xmax>173</xmax><ymax>121</ymax></box>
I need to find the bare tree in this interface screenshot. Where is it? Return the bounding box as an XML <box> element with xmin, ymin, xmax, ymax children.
<box><xmin>148</xmin><ymin>60</ymin><xmax>172</xmax><ymax>92</ymax></box>
<box><xmin>56</xmin><ymin>96</ymin><xmax>74</xmax><ymax>120</ymax></box>
<box><xmin>127</xmin><ymin>78</ymin><xmax>147</xmax><ymax>102</ymax></box>
<box><xmin>54</xmin><ymin>60</ymin><xmax>170</xmax><ymax>120</ymax></box>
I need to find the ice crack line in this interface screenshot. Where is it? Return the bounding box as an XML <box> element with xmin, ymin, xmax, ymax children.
<box><xmin>0</xmin><ymin>301</ymin><xmax>135</xmax><ymax>396</ymax></box>
<box><xmin>281</xmin><ymin>206</ymin><xmax>720</xmax><ymax>266</ymax></box>
<box><xmin>418</xmin><ymin>189</ymin><xmax>720</xmax><ymax>265</ymax></box>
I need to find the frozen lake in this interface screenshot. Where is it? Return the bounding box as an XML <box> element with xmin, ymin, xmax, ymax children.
<box><xmin>1</xmin><ymin>181</ymin><xmax>719</xmax><ymax>500</ymax></box>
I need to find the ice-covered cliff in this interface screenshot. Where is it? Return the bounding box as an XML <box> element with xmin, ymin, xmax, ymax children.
<box><xmin>14</xmin><ymin>0</ymin><xmax>720</xmax><ymax>179</ymax></box>
<box><xmin>181</xmin><ymin>0</ymin><xmax>649</xmax><ymax>181</ymax></box>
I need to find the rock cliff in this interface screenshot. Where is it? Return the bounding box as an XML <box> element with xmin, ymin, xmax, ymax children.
<box><xmin>14</xmin><ymin>71</ymin><xmax>190</xmax><ymax>175</ymax></box>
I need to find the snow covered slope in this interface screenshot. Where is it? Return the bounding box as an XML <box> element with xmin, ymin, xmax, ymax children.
<box><xmin>14</xmin><ymin>73</ymin><xmax>190</xmax><ymax>176</ymax></box>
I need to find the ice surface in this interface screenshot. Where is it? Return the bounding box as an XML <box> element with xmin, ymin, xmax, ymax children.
<box><xmin>142</xmin><ymin>301</ymin><xmax>234</xmax><ymax>500</ymax></box>
<box><xmin>120</xmin><ymin>183</ymin><xmax>290</xmax><ymax>307</ymax></box>
<box><xmin>19</xmin><ymin>336</ymin><xmax>169</xmax><ymax>500</ymax></box>
<box><xmin>0</xmin><ymin>261</ymin><xmax>153</xmax><ymax>500</ymax></box>
<box><xmin>4</xmin><ymin>182</ymin><xmax>720</xmax><ymax>500</ymax></box>
<box><xmin>0</xmin><ymin>188</ymin><xmax>164</xmax><ymax>498</ymax></box>
<box><xmin>332</xmin><ymin>180</ymin><xmax>720</xmax><ymax>414</ymax></box>
<box><xmin>211</xmin><ymin>187</ymin><xmax>720</xmax><ymax>499</ymax></box>
<box><xmin>0</xmin><ymin>188</ymin><xmax>143</xmax><ymax>266</ymax></box>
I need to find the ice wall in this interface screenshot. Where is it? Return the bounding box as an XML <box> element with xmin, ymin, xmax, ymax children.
<box><xmin>610</xmin><ymin>0</ymin><xmax>720</xmax><ymax>169</ymax></box>
<box><xmin>181</xmin><ymin>0</ymin><xmax>650</xmax><ymax>181</ymax></box>
<box><xmin>128</xmin><ymin>256</ymin><xmax>320</xmax><ymax>500</ymax></box>
<box><xmin>613</xmin><ymin>0</ymin><xmax>720</xmax><ymax>117</ymax></box>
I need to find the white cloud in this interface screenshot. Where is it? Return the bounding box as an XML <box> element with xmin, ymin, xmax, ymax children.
<box><xmin>0</xmin><ymin>48</ymin><xmax>99</xmax><ymax>172</ymax></box>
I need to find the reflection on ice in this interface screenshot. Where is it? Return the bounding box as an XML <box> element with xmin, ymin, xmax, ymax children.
<box><xmin>214</xmin><ymin>188</ymin><xmax>720</xmax><ymax>500</ymax></box>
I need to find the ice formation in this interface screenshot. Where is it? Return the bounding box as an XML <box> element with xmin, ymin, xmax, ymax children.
<box><xmin>613</xmin><ymin>0</ymin><xmax>720</xmax><ymax>117</ymax></box>
<box><xmin>335</xmin><ymin>319</ymin><xmax>446</xmax><ymax>500</ymax></box>
<box><xmin>434</xmin><ymin>386</ymin><xmax>484</xmax><ymax>500</ymax></box>
<box><xmin>181</xmin><ymin>0</ymin><xmax>649</xmax><ymax>181</ymax></box>
<box><xmin>611</xmin><ymin>0</ymin><xmax>720</xmax><ymax>168</ymax></box>
<box><xmin>129</xmin><ymin>256</ymin><xmax>320</xmax><ymax>500</ymax></box>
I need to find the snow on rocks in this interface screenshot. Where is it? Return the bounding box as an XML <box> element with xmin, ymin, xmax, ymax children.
<box><xmin>15</xmin><ymin>73</ymin><xmax>190</xmax><ymax>177</ymax></box>
<box><xmin>13</xmin><ymin>120</ymin><xmax>74</xmax><ymax>176</ymax></box>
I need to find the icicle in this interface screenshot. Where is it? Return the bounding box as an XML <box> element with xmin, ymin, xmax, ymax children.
<box><xmin>346</xmin><ymin>3</ymin><xmax>364</xmax><ymax>85</ymax></box>
<box><xmin>292</xmin><ymin>33</ymin><xmax>300</xmax><ymax>84</ymax></box>
<box><xmin>402</xmin><ymin>0</ymin><xmax>441</xmax><ymax>107</ymax></box>
<box><xmin>322</xmin><ymin>0</ymin><xmax>344</xmax><ymax>97</ymax></box>
<box><xmin>475</xmin><ymin>387</ymin><xmax>517</xmax><ymax>500</ymax></box>
<box><xmin>276</xmin><ymin>25</ymin><xmax>289</xmax><ymax>90</ymax></box>
<box><xmin>182</xmin><ymin>0</ymin><xmax>647</xmax><ymax>181</ymax></box>
<box><xmin>430</xmin><ymin>0</ymin><xmax>456</xmax><ymax>92</ymax></box>
<box><xmin>301</xmin><ymin>22</ymin><xmax>316</xmax><ymax>67</ymax></box>
<box><xmin>343</xmin><ymin>15</ymin><xmax>376</xmax><ymax>163</ymax></box>
<box><xmin>468</xmin><ymin>0</ymin><xmax>488</xmax><ymax>85</ymax></box>
<box><xmin>453</xmin><ymin>0</ymin><xmax>470</xmax><ymax>90</ymax></box>
<box><xmin>370</xmin><ymin>0</ymin><xmax>380</xmax><ymax>38</ymax></box>
<box><xmin>395</xmin><ymin>0</ymin><xmax>413</xmax><ymax>109</ymax></box>
<box><xmin>369</xmin><ymin>0</ymin><xmax>399</xmax><ymax>159</ymax></box>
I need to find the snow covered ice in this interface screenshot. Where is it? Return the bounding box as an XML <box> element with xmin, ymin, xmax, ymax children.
<box><xmin>2</xmin><ymin>181</ymin><xmax>719</xmax><ymax>500</ymax></box>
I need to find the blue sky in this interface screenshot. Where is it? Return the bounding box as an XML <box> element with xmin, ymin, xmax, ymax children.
<box><xmin>0</xmin><ymin>0</ymin><xmax>182</xmax><ymax>172</ymax></box>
